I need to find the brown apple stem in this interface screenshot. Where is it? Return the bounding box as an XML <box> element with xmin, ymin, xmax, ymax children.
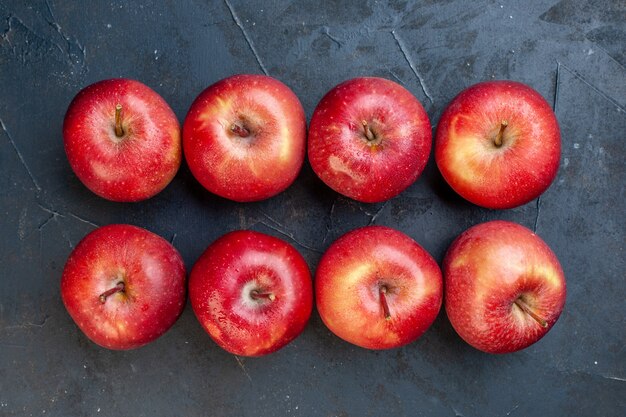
<box><xmin>250</xmin><ymin>290</ymin><xmax>275</xmax><ymax>301</ymax></box>
<box><xmin>494</xmin><ymin>120</ymin><xmax>508</xmax><ymax>147</ymax></box>
<box><xmin>514</xmin><ymin>298</ymin><xmax>547</xmax><ymax>328</ymax></box>
<box><xmin>230</xmin><ymin>123</ymin><xmax>250</xmax><ymax>138</ymax></box>
<box><xmin>114</xmin><ymin>104</ymin><xmax>124</xmax><ymax>137</ymax></box>
<box><xmin>379</xmin><ymin>286</ymin><xmax>391</xmax><ymax>320</ymax></box>
<box><xmin>99</xmin><ymin>282</ymin><xmax>125</xmax><ymax>304</ymax></box>
<box><xmin>362</xmin><ymin>120</ymin><xmax>376</xmax><ymax>142</ymax></box>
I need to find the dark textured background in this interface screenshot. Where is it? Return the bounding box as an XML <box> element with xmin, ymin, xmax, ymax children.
<box><xmin>1</xmin><ymin>1</ymin><xmax>624</xmax><ymax>416</ymax></box>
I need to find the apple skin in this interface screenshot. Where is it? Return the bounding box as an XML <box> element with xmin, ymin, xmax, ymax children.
<box><xmin>443</xmin><ymin>220</ymin><xmax>566</xmax><ymax>354</ymax></box>
<box><xmin>308</xmin><ymin>77</ymin><xmax>432</xmax><ymax>203</ymax></box>
<box><xmin>63</xmin><ymin>79</ymin><xmax>181</xmax><ymax>202</ymax></box>
<box><xmin>315</xmin><ymin>226</ymin><xmax>442</xmax><ymax>350</ymax></box>
<box><xmin>189</xmin><ymin>230</ymin><xmax>313</xmax><ymax>356</ymax></box>
<box><xmin>183</xmin><ymin>74</ymin><xmax>306</xmax><ymax>202</ymax></box>
<box><xmin>435</xmin><ymin>80</ymin><xmax>560</xmax><ymax>209</ymax></box>
<box><xmin>61</xmin><ymin>224</ymin><xmax>186</xmax><ymax>350</ymax></box>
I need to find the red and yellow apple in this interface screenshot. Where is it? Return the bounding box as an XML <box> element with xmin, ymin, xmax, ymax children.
<box><xmin>443</xmin><ymin>220</ymin><xmax>566</xmax><ymax>353</ymax></box>
<box><xmin>183</xmin><ymin>74</ymin><xmax>306</xmax><ymax>202</ymax></box>
<box><xmin>435</xmin><ymin>80</ymin><xmax>560</xmax><ymax>209</ymax></box>
<box><xmin>315</xmin><ymin>226</ymin><xmax>442</xmax><ymax>349</ymax></box>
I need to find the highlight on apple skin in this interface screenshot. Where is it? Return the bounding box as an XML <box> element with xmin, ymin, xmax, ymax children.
<box><xmin>61</xmin><ymin>224</ymin><xmax>187</xmax><ymax>350</ymax></box>
<box><xmin>435</xmin><ymin>80</ymin><xmax>561</xmax><ymax>209</ymax></box>
<box><xmin>308</xmin><ymin>77</ymin><xmax>432</xmax><ymax>203</ymax></box>
<box><xmin>189</xmin><ymin>230</ymin><xmax>313</xmax><ymax>357</ymax></box>
<box><xmin>443</xmin><ymin>220</ymin><xmax>566</xmax><ymax>354</ymax></box>
<box><xmin>315</xmin><ymin>225</ymin><xmax>443</xmax><ymax>350</ymax></box>
<box><xmin>183</xmin><ymin>74</ymin><xmax>307</xmax><ymax>202</ymax></box>
<box><xmin>63</xmin><ymin>79</ymin><xmax>182</xmax><ymax>202</ymax></box>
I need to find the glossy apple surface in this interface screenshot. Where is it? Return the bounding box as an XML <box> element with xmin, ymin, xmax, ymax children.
<box><xmin>435</xmin><ymin>80</ymin><xmax>560</xmax><ymax>209</ymax></box>
<box><xmin>61</xmin><ymin>224</ymin><xmax>186</xmax><ymax>350</ymax></box>
<box><xmin>183</xmin><ymin>74</ymin><xmax>306</xmax><ymax>202</ymax></box>
<box><xmin>63</xmin><ymin>79</ymin><xmax>181</xmax><ymax>202</ymax></box>
<box><xmin>315</xmin><ymin>226</ymin><xmax>442</xmax><ymax>349</ymax></box>
<box><xmin>443</xmin><ymin>220</ymin><xmax>566</xmax><ymax>353</ymax></box>
<box><xmin>308</xmin><ymin>77</ymin><xmax>432</xmax><ymax>203</ymax></box>
<box><xmin>189</xmin><ymin>230</ymin><xmax>313</xmax><ymax>356</ymax></box>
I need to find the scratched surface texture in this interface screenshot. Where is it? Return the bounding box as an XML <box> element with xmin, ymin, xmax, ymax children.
<box><xmin>0</xmin><ymin>0</ymin><xmax>624</xmax><ymax>416</ymax></box>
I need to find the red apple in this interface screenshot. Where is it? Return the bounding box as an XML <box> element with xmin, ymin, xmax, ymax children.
<box><xmin>315</xmin><ymin>226</ymin><xmax>442</xmax><ymax>349</ymax></box>
<box><xmin>443</xmin><ymin>220</ymin><xmax>566</xmax><ymax>354</ymax></box>
<box><xmin>189</xmin><ymin>230</ymin><xmax>313</xmax><ymax>356</ymax></box>
<box><xmin>63</xmin><ymin>79</ymin><xmax>181</xmax><ymax>202</ymax></box>
<box><xmin>183</xmin><ymin>74</ymin><xmax>306</xmax><ymax>202</ymax></box>
<box><xmin>308</xmin><ymin>77</ymin><xmax>431</xmax><ymax>203</ymax></box>
<box><xmin>435</xmin><ymin>80</ymin><xmax>560</xmax><ymax>209</ymax></box>
<box><xmin>61</xmin><ymin>224</ymin><xmax>186</xmax><ymax>350</ymax></box>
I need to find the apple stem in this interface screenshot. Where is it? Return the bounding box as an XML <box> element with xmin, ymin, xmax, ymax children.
<box><xmin>99</xmin><ymin>282</ymin><xmax>125</xmax><ymax>304</ymax></box>
<box><xmin>379</xmin><ymin>285</ymin><xmax>391</xmax><ymax>320</ymax></box>
<box><xmin>230</xmin><ymin>123</ymin><xmax>250</xmax><ymax>138</ymax></box>
<box><xmin>250</xmin><ymin>290</ymin><xmax>275</xmax><ymax>301</ymax></box>
<box><xmin>362</xmin><ymin>120</ymin><xmax>376</xmax><ymax>142</ymax></box>
<box><xmin>514</xmin><ymin>298</ymin><xmax>548</xmax><ymax>328</ymax></box>
<box><xmin>494</xmin><ymin>120</ymin><xmax>508</xmax><ymax>147</ymax></box>
<box><xmin>114</xmin><ymin>104</ymin><xmax>124</xmax><ymax>137</ymax></box>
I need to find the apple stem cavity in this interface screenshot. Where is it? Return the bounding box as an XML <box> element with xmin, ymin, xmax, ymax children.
<box><xmin>494</xmin><ymin>120</ymin><xmax>508</xmax><ymax>147</ymax></box>
<box><xmin>362</xmin><ymin>120</ymin><xmax>377</xmax><ymax>142</ymax></box>
<box><xmin>114</xmin><ymin>104</ymin><xmax>125</xmax><ymax>137</ymax></box>
<box><xmin>514</xmin><ymin>298</ymin><xmax>548</xmax><ymax>328</ymax></box>
<box><xmin>379</xmin><ymin>285</ymin><xmax>391</xmax><ymax>320</ymax></box>
<box><xmin>250</xmin><ymin>290</ymin><xmax>276</xmax><ymax>301</ymax></box>
<box><xmin>230</xmin><ymin>123</ymin><xmax>250</xmax><ymax>138</ymax></box>
<box><xmin>99</xmin><ymin>282</ymin><xmax>125</xmax><ymax>304</ymax></box>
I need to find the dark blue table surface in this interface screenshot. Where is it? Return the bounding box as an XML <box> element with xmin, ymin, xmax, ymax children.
<box><xmin>1</xmin><ymin>1</ymin><xmax>624</xmax><ymax>416</ymax></box>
